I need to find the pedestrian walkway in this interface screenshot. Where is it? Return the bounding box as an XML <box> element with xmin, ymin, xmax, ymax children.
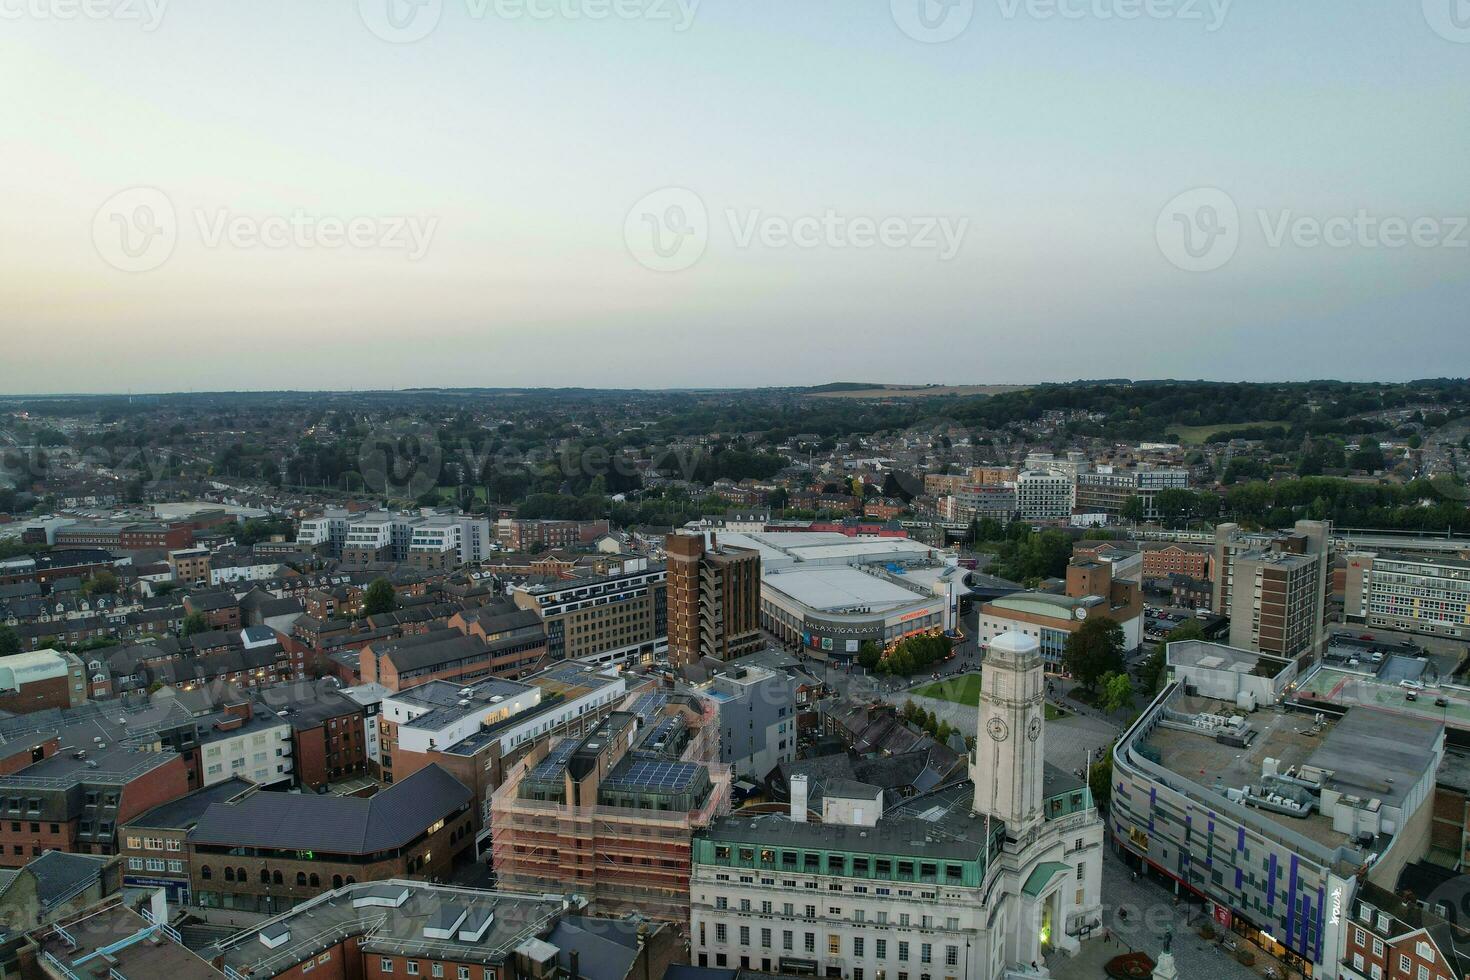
<box><xmin>1048</xmin><ymin>848</ymin><xmax>1264</xmax><ymax>980</ymax></box>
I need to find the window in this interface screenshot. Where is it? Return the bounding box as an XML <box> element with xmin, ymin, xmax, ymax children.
<box><xmin>854</xmin><ymin>938</ymin><xmax>865</xmax><ymax>957</ymax></box>
<box><xmin>381</xmin><ymin>960</ymin><xmax>394</xmax><ymax>973</ymax></box>
<box><xmin>899</xmin><ymin>942</ymin><xmax>910</xmax><ymax>962</ymax></box>
<box><xmin>946</xmin><ymin>946</ymin><xmax>958</xmax><ymax>967</ymax></box>
<box><xmin>457</xmin><ymin>969</ymin><xmax>470</xmax><ymax>980</ymax></box>
<box><xmin>716</xmin><ymin>924</ymin><xmax>727</xmax><ymax>944</ymax></box>
<box><xmin>407</xmin><ymin>964</ymin><xmax>420</xmax><ymax>976</ymax></box>
<box><xmin>876</xmin><ymin>940</ymin><xmax>887</xmax><ymax>960</ymax></box>
<box><xmin>201</xmin><ymin>866</ymin><xmax>212</xmax><ymax>880</ymax></box>
<box><xmin>761</xmin><ymin>928</ymin><xmax>771</xmax><ymax>948</ymax></box>
<box><xmin>828</xmin><ymin>935</ymin><xmax>841</xmax><ymax>956</ymax></box>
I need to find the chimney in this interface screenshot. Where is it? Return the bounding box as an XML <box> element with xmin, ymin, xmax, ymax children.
<box><xmin>569</xmin><ymin>950</ymin><xmax>580</xmax><ymax>979</ymax></box>
<box><xmin>790</xmin><ymin>773</ymin><xmax>809</xmax><ymax>822</ymax></box>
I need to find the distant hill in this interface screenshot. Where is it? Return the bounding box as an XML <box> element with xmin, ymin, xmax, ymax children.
<box><xmin>802</xmin><ymin>383</ymin><xmax>1026</xmax><ymax>399</ymax></box>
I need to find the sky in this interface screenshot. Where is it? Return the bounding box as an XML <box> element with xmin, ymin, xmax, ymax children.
<box><xmin>2</xmin><ymin>0</ymin><xmax>1468</xmax><ymax>393</ymax></box>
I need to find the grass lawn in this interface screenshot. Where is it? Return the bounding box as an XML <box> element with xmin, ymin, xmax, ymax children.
<box><xmin>1166</xmin><ymin>420</ymin><xmax>1285</xmax><ymax>445</ymax></box>
<box><xmin>912</xmin><ymin>674</ymin><xmax>983</xmax><ymax>706</ymax></box>
<box><xmin>912</xmin><ymin>675</ymin><xmax>1071</xmax><ymax>720</ymax></box>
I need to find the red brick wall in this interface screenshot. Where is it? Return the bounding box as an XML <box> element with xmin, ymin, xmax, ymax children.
<box><xmin>117</xmin><ymin>756</ymin><xmax>191</xmax><ymax>825</ymax></box>
<box><xmin>0</xmin><ymin>675</ymin><xmax>77</xmax><ymax>715</ymax></box>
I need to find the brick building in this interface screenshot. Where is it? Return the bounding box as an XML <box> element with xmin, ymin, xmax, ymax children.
<box><xmin>1141</xmin><ymin>542</ymin><xmax>1211</xmax><ymax>581</ymax></box>
<box><xmin>665</xmin><ymin>531</ymin><xmax>762</xmax><ymax>667</ymax></box>
<box><xmin>187</xmin><ymin>763</ymin><xmax>475</xmax><ymax>913</ymax></box>
<box><xmin>0</xmin><ymin>650</ymin><xmax>87</xmax><ymax>715</ymax></box>
<box><xmin>0</xmin><ymin>744</ymin><xmax>190</xmax><ymax>867</ymax></box>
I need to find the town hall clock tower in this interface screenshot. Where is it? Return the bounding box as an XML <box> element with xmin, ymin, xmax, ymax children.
<box><xmin>972</xmin><ymin>630</ymin><xmax>1047</xmax><ymax>838</ymax></box>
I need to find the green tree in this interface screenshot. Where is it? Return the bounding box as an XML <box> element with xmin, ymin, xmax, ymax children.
<box><xmin>181</xmin><ymin>611</ymin><xmax>209</xmax><ymax>637</ymax></box>
<box><xmin>1351</xmin><ymin>438</ymin><xmax>1385</xmax><ymax>472</ymax></box>
<box><xmin>1120</xmin><ymin>495</ymin><xmax>1145</xmax><ymax>522</ymax></box>
<box><xmin>1097</xmin><ymin>671</ymin><xmax>1135</xmax><ymax>715</ymax></box>
<box><xmin>1063</xmin><ymin>617</ymin><xmax>1125</xmax><ymax>694</ymax></box>
<box><xmin>1088</xmin><ymin>751</ymin><xmax>1114</xmax><ymax>810</ymax></box>
<box><xmin>857</xmin><ymin>640</ymin><xmax>882</xmax><ymax>672</ymax></box>
<box><xmin>363</xmin><ymin>578</ymin><xmax>397</xmax><ymax>616</ymax></box>
<box><xmin>0</xmin><ymin>625</ymin><xmax>19</xmax><ymax>657</ymax></box>
<box><xmin>82</xmin><ymin>571</ymin><xmax>118</xmax><ymax>595</ymax></box>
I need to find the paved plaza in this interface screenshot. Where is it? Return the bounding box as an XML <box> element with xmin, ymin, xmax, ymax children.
<box><xmin>1047</xmin><ymin>847</ymin><xmax>1291</xmax><ymax>980</ymax></box>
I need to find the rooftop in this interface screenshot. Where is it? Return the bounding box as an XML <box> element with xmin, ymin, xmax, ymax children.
<box><xmin>210</xmin><ymin>880</ymin><xmax>570</xmax><ymax>977</ymax></box>
<box><xmin>188</xmin><ymin>764</ymin><xmax>470</xmax><ymax>855</ymax></box>
<box><xmin>761</xmin><ymin>565</ymin><xmax>931</xmax><ymax>614</ymax></box>
<box><xmin>1142</xmin><ymin>693</ymin><xmax>1440</xmax><ymax>849</ymax></box>
<box><xmin>123</xmin><ymin>777</ymin><xmax>256</xmax><ymax>831</ymax></box>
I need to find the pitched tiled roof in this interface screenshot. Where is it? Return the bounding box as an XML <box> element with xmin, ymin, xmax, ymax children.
<box><xmin>188</xmin><ymin>764</ymin><xmax>470</xmax><ymax>854</ymax></box>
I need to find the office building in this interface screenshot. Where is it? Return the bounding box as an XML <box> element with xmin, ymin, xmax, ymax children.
<box><xmin>705</xmin><ymin>658</ymin><xmax>797</xmax><ymax>782</ymax></box>
<box><xmin>1015</xmin><ymin>469</ymin><xmax>1074</xmax><ymax>520</ymax></box>
<box><xmin>1214</xmin><ymin>521</ymin><xmax>1330</xmax><ymax>661</ymax></box>
<box><xmin>1343</xmin><ymin>551</ymin><xmax>1470</xmax><ymax>640</ymax></box>
<box><xmin>1074</xmin><ymin>466</ymin><xmax>1189</xmax><ymax>519</ymax></box>
<box><xmin>666</xmin><ymin>531</ymin><xmax>762</xmax><ymax>667</ymax></box>
<box><xmin>512</xmin><ymin>563</ymin><xmax>668</xmax><ymax>666</ymax></box>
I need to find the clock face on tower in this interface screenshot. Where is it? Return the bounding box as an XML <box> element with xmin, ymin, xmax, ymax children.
<box><xmin>986</xmin><ymin>717</ymin><xmax>1010</xmax><ymax>742</ymax></box>
<box><xmin>1027</xmin><ymin>717</ymin><xmax>1042</xmax><ymax>742</ymax></box>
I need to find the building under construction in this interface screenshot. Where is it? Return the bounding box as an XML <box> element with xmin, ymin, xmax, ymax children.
<box><xmin>490</xmin><ymin>689</ymin><xmax>731</xmax><ymax>926</ymax></box>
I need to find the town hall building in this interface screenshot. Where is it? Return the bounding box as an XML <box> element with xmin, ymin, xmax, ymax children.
<box><xmin>689</xmin><ymin>630</ymin><xmax>1104</xmax><ymax>978</ymax></box>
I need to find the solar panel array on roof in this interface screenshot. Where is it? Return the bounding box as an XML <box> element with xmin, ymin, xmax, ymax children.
<box><xmin>642</xmin><ymin>716</ymin><xmax>682</xmax><ymax>748</ymax></box>
<box><xmin>629</xmin><ymin>692</ymin><xmax>669</xmax><ymax>722</ymax></box>
<box><xmin>605</xmin><ymin>758</ymin><xmax>701</xmax><ymax>791</ymax></box>
<box><xmin>530</xmin><ymin>739</ymin><xmax>578</xmax><ymax>780</ymax></box>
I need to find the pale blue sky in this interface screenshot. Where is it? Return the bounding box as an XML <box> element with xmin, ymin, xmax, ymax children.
<box><xmin>2</xmin><ymin>0</ymin><xmax>1467</xmax><ymax>392</ymax></box>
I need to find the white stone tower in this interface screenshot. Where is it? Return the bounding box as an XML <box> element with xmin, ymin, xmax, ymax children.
<box><xmin>972</xmin><ymin>630</ymin><xmax>1046</xmax><ymax>838</ymax></box>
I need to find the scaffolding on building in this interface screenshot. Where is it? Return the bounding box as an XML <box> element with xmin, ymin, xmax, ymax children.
<box><xmin>489</xmin><ymin>696</ymin><xmax>731</xmax><ymax>928</ymax></box>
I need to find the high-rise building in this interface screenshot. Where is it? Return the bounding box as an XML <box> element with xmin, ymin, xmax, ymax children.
<box><xmin>1015</xmin><ymin>469</ymin><xmax>1074</xmax><ymax>520</ymax></box>
<box><xmin>666</xmin><ymin>531</ymin><xmax>762</xmax><ymax>667</ymax></box>
<box><xmin>1214</xmin><ymin>520</ymin><xmax>1330</xmax><ymax>661</ymax></box>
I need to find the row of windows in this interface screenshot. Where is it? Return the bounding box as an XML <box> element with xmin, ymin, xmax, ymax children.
<box><xmin>708</xmin><ymin>846</ymin><xmax>965</xmax><ymax>883</ymax></box>
<box><xmin>704</xmin><ymin>923</ymin><xmax>958</xmax><ymax>965</ymax></box>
